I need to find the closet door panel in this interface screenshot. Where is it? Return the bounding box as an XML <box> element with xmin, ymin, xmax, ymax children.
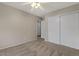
<box><xmin>48</xmin><ymin>16</ymin><xmax>59</xmax><ymax>44</ymax></box>
<box><xmin>41</xmin><ymin>20</ymin><xmax>46</xmax><ymax>39</ymax></box>
<box><xmin>61</xmin><ymin>13</ymin><xmax>79</xmax><ymax>49</ymax></box>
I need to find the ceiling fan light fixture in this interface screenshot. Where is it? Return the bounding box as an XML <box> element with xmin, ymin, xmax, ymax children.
<box><xmin>37</xmin><ymin>3</ymin><xmax>40</xmax><ymax>7</ymax></box>
<box><xmin>35</xmin><ymin>4</ymin><xmax>40</xmax><ymax>8</ymax></box>
<box><xmin>31</xmin><ymin>2</ymin><xmax>40</xmax><ymax>8</ymax></box>
<box><xmin>31</xmin><ymin>2</ymin><xmax>36</xmax><ymax>8</ymax></box>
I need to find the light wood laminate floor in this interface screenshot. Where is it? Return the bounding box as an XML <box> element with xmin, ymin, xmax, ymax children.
<box><xmin>0</xmin><ymin>39</ymin><xmax>79</xmax><ymax>56</ymax></box>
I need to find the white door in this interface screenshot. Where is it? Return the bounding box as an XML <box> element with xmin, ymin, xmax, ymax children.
<box><xmin>61</xmin><ymin>13</ymin><xmax>79</xmax><ymax>49</ymax></box>
<box><xmin>41</xmin><ymin>20</ymin><xmax>46</xmax><ymax>39</ymax></box>
<box><xmin>48</xmin><ymin>16</ymin><xmax>60</xmax><ymax>44</ymax></box>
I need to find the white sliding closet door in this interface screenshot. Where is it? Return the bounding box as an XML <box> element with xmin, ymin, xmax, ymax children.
<box><xmin>48</xmin><ymin>16</ymin><xmax>59</xmax><ymax>44</ymax></box>
<box><xmin>61</xmin><ymin>13</ymin><xmax>79</xmax><ymax>49</ymax></box>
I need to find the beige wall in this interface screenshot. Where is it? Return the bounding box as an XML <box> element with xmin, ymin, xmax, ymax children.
<box><xmin>0</xmin><ymin>3</ymin><xmax>39</xmax><ymax>49</ymax></box>
<box><xmin>43</xmin><ymin>3</ymin><xmax>79</xmax><ymax>40</ymax></box>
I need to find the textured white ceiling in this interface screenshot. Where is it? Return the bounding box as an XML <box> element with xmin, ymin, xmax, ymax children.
<box><xmin>2</xmin><ymin>2</ymin><xmax>79</xmax><ymax>17</ymax></box>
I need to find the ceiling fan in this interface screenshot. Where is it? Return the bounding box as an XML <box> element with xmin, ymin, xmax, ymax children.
<box><xmin>31</xmin><ymin>2</ymin><xmax>41</xmax><ymax>8</ymax></box>
<box><xmin>22</xmin><ymin>2</ymin><xmax>47</xmax><ymax>11</ymax></box>
<box><xmin>23</xmin><ymin>2</ymin><xmax>42</xmax><ymax>8</ymax></box>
